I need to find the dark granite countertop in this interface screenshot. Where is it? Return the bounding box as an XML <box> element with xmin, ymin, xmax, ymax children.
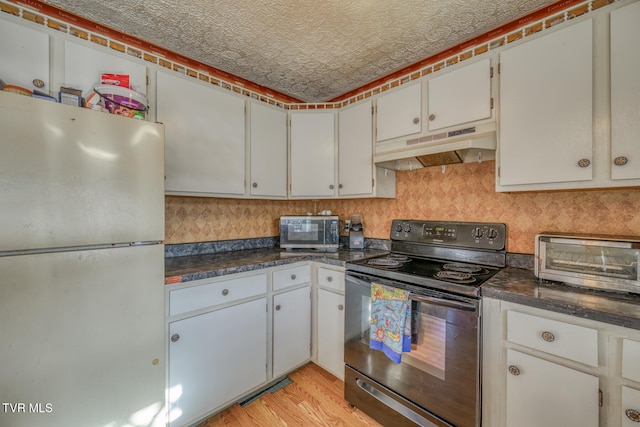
<box><xmin>482</xmin><ymin>267</ymin><xmax>640</xmax><ymax>330</ymax></box>
<box><xmin>165</xmin><ymin>247</ymin><xmax>388</xmax><ymax>285</ymax></box>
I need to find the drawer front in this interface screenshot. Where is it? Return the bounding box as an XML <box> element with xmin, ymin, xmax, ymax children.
<box><xmin>623</xmin><ymin>339</ymin><xmax>640</xmax><ymax>382</ymax></box>
<box><xmin>507</xmin><ymin>310</ymin><xmax>598</xmax><ymax>367</ymax></box>
<box><xmin>317</xmin><ymin>267</ymin><xmax>345</xmax><ymax>293</ymax></box>
<box><xmin>622</xmin><ymin>386</ymin><xmax>640</xmax><ymax>427</ymax></box>
<box><xmin>169</xmin><ymin>273</ymin><xmax>267</xmax><ymax>316</ymax></box>
<box><xmin>273</xmin><ymin>264</ymin><xmax>310</xmax><ymax>292</ymax></box>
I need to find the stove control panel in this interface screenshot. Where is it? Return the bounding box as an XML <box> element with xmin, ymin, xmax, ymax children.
<box><xmin>391</xmin><ymin>220</ymin><xmax>506</xmax><ymax>250</ymax></box>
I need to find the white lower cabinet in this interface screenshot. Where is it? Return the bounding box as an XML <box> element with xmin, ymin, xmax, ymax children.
<box><xmin>168</xmin><ymin>297</ymin><xmax>267</xmax><ymax>427</ymax></box>
<box><xmin>317</xmin><ymin>288</ymin><xmax>345</xmax><ymax>379</ymax></box>
<box><xmin>483</xmin><ymin>298</ymin><xmax>640</xmax><ymax>427</ymax></box>
<box><xmin>506</xmin><ymin>349</ymin><xmax>599</xmax><ymax>427</ymax></box>
<box><xmin>273</xmin><ymin>285</ymin><xmax>311</xmax><ymax>378</ymax></box>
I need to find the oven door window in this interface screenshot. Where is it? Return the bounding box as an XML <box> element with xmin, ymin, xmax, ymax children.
<box><xmin>345</xmin><ymin>275</ymin><xmax>480</xmax><ymax>427</ymax></box>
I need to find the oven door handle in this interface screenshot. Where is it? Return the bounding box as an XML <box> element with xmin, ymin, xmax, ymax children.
<box><xmin>409</xmin><ymin>294</ymin><xmax>477</xmax><ymax>312</ymax></box>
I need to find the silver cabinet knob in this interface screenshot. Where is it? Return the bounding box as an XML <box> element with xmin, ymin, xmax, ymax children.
<box><xmin>222</xmin><ymin>289</ymin><xmax>229</xmax><ymax>296</ymax></box>
<box><xmin>428</xmin><ymin>114</ymin><xmax>436</xmax><ymax>121</ymax></box>
<box><xmin>578</xmin><ymin>158</ymin><xmax>591</xmax><ymax>168</ymax></box>
<box><xmin>329</xmin><ymin>184</ymin><xmax>335</xmax><ymax>190</ymax></box>
<box><xmin>614</xmin><ymin>156</ymin><xmax>629</xmax><ymax>166</ymax></box>
<box><xmin>339</xmin><ymin>184</ymin><xmax>343</xmax><ymax>189</ymax></box>
<box><xmin>413</xmin><ymin>117</ymin><xmax>420</xmax><ymax>124</ymax></box>
<box><xmin>626</xmin><ymin>409</ymin><xmax>640</xmax><ymax>422</ymax></box>
<box><xmin>290</xmin><ymin>274</ymin><xmax>296</xmax><ymax>280</ymax></box>
<box><xmin>327</xmin><ymin>276</ymin><xmax>333</xmax><ymax>282</ymax></box>
<box><xmin>338</xmin><ymin>304</ymin><xmax>344</xmax><ymax>311</ymax></box>
<box><xmin>541</xmin><ymin>331</ymin><xmax>555</xmax><ymax>342</ymax></box>
<box><xmin>508</xmin><ymin>365</ymin><xmax>521</xmax><ymax>376</ymax></box>
<box><xmin>171</xmin><ymin>334</ymin><xmax>180</xmax><ymax>342</ymax></box>
<box><xmin>275</xmin><ymin>304</ymin><xmax>281</xmax><ymax>311</ymax></box>
<box><xmin>252</xmin><ymin>182</ymin><xmax>258</xmax><ymax>188</ymax></box>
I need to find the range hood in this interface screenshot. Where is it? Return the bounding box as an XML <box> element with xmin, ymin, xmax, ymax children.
<box><xmin>374</xmin><ymin>122</ymin><xmax>496</xmax><ymax>171</ymax></box>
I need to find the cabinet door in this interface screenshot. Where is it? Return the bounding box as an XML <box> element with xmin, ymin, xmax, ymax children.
<box><xmin>610</xmin><ymin>1</ymin><xmax>640</xmax><ymax>181</ymax></box>
<box><xmin>338</xmin><ymin>100</ymin><xmax>373</xmax><ymax>196</ymax></box>
<box><xmin>376</xmin><ymin>83</ymin><xmax>422</xmax><ymax>142</ymax></box>
<box><xmin>427</xmin><ymin>58</ymin><xmax>491</xmax><ymax>131</ymax></box>
<box><xmin>0</xmin><ymin>19</ymin><xmax>49</xmax><ymax>91</ymax></box>
<box><xmin>169</xmin><ymin>298</ymin><xmax>267</xmax><ymax>427</ymax></box>
<box><xmin>158</xmin><ymin>71</ymin><xmax>245</xmax><ymax>196</ymax></box>
<box><xmin>273</xmin><ymin>286</ymin><xmax>311</xmax><ymax>378</ymax></box>
<box><xmin>64</xmin><ymin>40</ymin><xmax>147</xmax><ymax>95</ymax></box>
<box><xmin>290</xmin><ymin>112</ymin><xmax>335</xmax><ymax>197</ymax></box>
<box><xmin>317</xmin><ymin>289</ymin><xmax>345</xmax><ymax>379</ymax></box>
<box><xmin>506</xmin><ymin>349</ymin><xmax>599</xmax><ymax>427</ymax></box>
<box><xmin>250</xmin><ymin>102</ymin><xmax>287</xmax><ymax>197</ymax></box>
<box><xmin>499</xmin><ymin>20</ymin><xmax>593</xmax><ymax>186</ymax></box>
<box><xmin>622</xmin><ymin>386</ymin><xmax>640</xmax><ymax>427</ymax></box>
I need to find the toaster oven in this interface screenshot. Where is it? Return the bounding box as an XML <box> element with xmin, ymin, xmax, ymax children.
<box><xmin>535</xmin><ymin>233</ymin><xmax>640</xmax><ymax>294</ymax></box>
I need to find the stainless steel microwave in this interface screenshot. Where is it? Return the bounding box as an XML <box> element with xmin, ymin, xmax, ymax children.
<box><xmin>535</xmin><ymin>232</ymin><xmax>640</xmax><ymax>294</ymax></box>
<box><xmin>280</xmin><ymin>215</ymin><xmax>340</xmax><ymax>251</ymax></box>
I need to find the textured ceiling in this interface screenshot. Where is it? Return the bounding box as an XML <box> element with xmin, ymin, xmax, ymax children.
<box><xmin>44</xmin><ymin>0</ymin><xmax>557</xmax><ymax>102</ymax></box>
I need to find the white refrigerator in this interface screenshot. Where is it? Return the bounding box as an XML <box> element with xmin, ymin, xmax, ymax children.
<box><xmin>0</xmin><ymin>92</ymin><xmax>166</xmax><ymax>427</ymax></box>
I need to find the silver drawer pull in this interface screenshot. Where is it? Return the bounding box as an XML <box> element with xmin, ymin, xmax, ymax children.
<box><xmin>626</xmin><ymin>409</ymin><xmax>640</xmax><ymax>422</ymax></box>
<box><xmin>413</xmin><ymin>117</ymin><xmax>421</xmax><ymax>124</ymax></box>
<box><xmin>508</xmin><ymin>365</ymin><xmax>521</xmax><ymax>376</ymax></box>
<box><xmin>541</xmin><ymin>331</ymin><xmax>555</xmax><ymax>342</ymax></box>
<box><xmin>577</xmin><ymin>158</ymin><xmax>591</xmax><ymax>168</ymax></box>
<box><xmin>338</xmin><ymin>304</ymin><xmax>344</xmax><ymax>311</ymax></box>
<box><xmin>275</xmin><ymin>304</ymin><xmax>281</xmax><ymax>311</ymax></box>
<box><xmin>327</xmin><ymin>276</ymin><xmax>333</xmax><ymax>282</ymax></box>
<box><xmin>222</xmin><ymin>289</ymin><xmax>229</xmax><ymax>296</ymax></box>
<box><xmin>171</xmin><ymin>334</ymin><xmax>180</xmax><ymax>342</ymax></box>
<box><xmin>428</xmin><ymin>114</ymin><xmax>435</xmax><ymax>121</ymax></box>
<box><xmin>290</xmin><ymin>274</ymin><xmax>296</xmax><ymax>280</ymax></box>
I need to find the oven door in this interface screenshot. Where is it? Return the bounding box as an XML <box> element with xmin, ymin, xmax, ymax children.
<box><xmin>344</xmin><ymin>272</ymin><xmax>481</xmax><ymax>427</ymax></box>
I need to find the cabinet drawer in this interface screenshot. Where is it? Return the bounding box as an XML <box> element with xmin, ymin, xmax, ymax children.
<box><xmin>317</xmin><ymin>267</ymin><xmax>345</xmax><ymax>292</ymax></box>
<box><xmin>507</xmin><ymin>310</ymin><xmax>598</xmax><ymax>367</ymax></box>
<box><xmin>623</xmin><ymin>386</ymin><xmax>640</xmax><ymax>427</ymax></box>
<box><xmin>273</xmin><ymin>264</ymin><xmax>310</xmax><ymax>292</ymax></box>
<box><xmin>623</xmin><ymin>339</ymin><xmax>640</xmax><ymax>382</ymax></box>
<box><xmin>169</xmin><ymin>273</ymin><xmax>267</xmax><ymax>316</ymax></box>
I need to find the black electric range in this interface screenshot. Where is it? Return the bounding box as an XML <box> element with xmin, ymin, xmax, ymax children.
<box><xmin>346</xmin><ymin>220</ymin><xmax>507</xmax><ymax>298</ymax></box>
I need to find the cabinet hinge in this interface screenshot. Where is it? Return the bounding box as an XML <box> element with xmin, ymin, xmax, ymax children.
<box><xmin>490</xmin><ymin>67</ymin><xmax>494</xmax><ymax>78</ymax></box>
<box><xmin>599</xmin><ymin>389</ymin><xmax>603</xmax><ymax>407</ymax></box>
<box><xmin>498</xmin><ymin>63</ymin><xmax>501</xmax><ymax>74</ymax></box>
<box><xmin>372</xmin><ymin>178</ymin><xmax>375</xmax><ymax>188</ymax></box>
<box><xmin>497</xmin><ymin>166</ymin><xmax>500</xmax><ymax>178</ymax></box>
<box><xmin>490</xmin><ymin>98</ymin><xmax>494</xmax><ymax>110</ymax></box>
<box><xmin>372</xmin><ymin>105</ymin><xmax>375</xmax><ymax>115</ymax></box>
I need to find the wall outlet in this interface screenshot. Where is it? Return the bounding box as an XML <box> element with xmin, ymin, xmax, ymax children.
<box><xmin>343</xmin><ymin>220</ymin><xmax>351</xmax><ymax>231</ymax></box>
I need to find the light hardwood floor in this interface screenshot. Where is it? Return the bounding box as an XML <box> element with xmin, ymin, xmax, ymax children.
<box><xmin>199</xmin><ymin>363</ymin><xmax>382</xmax><ymax>427</ymax></box>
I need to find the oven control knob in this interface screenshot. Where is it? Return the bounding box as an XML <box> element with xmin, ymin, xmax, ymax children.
<box><xmin>403</xmin><ymin>224</ymin><xmax>412</xmax><ymax>233</ymax></box>
<box><xmin>486</xmin><ymin>228</ymin><xmax>498</xmax><ymax>239</ymax></box>
<box><xmin>395</xmin><ymin>223</ymin><xmax>404</xmax><ymax>233</ymax></box>
<box><xmin>472</xmin><ymin>227</ymin><xmax>484</xmax><ymax>239</ymax></box>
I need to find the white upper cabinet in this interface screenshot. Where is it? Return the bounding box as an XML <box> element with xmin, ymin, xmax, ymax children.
<box><xmin>610</xmin><ymin>1</ymin><xmax>640</xmax><ymax>181</ymax></box>
<box><xmin>290</xmin><ymin>111</ymin><xmax>336</xmax><ymax>198</ymax></box>
<box><xmin>0</xmin><ymin>19</ymin><xmax>49</xmax><ymax>91</ymax></box>
<box><xmin>498</xmin><ymin>19</ymin><xmax>593</xmax><ymax>188</ymax></box>
<box><xmin>64</xmin><ymin>41</ymin><xmax>147</xmax><ymax>96</ymax></box>
<box><xmin>376</xmin><ymin>82</ymin><xmax>422</xmax><ymax>142</ymax></box>
<box><xmin>338</xmin><ymin>100</ymin><xmax>374</xmax><ymax>197</ymax></box>
<box><xmin>249</xmin><ymin>102</ymin><xmax>287</xmax><ymax>198</ymax></box>
<box><xmin>157</xmin><ymin>71</ymin><xmax>245</xmax><ymax>196</ymax></box>
<box><xmin>427</xmin><ymin>58</ymin><xmax>492</xmax><ymax>131</ymax></box>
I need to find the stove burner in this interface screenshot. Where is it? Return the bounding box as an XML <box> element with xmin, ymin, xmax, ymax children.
<box><xmin>434</xmin><ymin>270</ymin><xmax>477</xmax><ymax>284</ymax></box>
<box><xmin>443</xmin><ymin>263</ymin><xmax>483</xmax><ymax>274</ymax></box>
<box><xmin>367</xmin><ymin>258</ymin><xmax>403</xmax><ymax>268</ymax></box>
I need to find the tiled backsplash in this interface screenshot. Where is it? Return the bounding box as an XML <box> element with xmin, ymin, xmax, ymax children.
<box><xmin>165</xmin><ymin>161</ymin><xmax>640</xmax><ymax>254</ymax></box>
